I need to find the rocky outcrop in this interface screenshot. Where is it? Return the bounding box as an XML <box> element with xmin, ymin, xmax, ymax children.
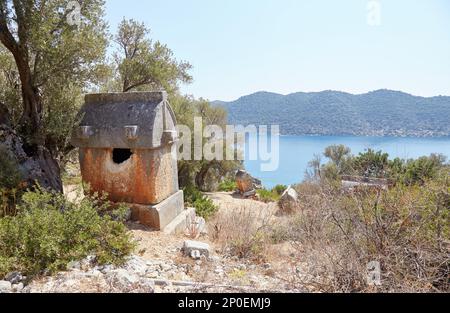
<box><xmin>0</xmin><ymin>123</ymin><xmax>62</xmax><ymax>191</ymax></box>
<box><xmin>235</xmin><ymin>170</ymin><xmax>261</xmax><ymax>197</ymax></box>
<box><xmin>198</xmin><ymin>167</ymin><xmax>220</xmax><ymax>192</ymax></box>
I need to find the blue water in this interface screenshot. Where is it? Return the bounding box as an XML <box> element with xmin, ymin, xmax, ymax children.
<box><xmin>244</xmin><ymin>135</ymin><xmax>450</xmax><ymax>189</ymax></box>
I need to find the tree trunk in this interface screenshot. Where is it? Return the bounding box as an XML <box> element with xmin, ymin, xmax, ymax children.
<box><xmin>35</xmin><ymin>146</ymin><xmax>63</xmax><ymax>192</ymax></box>
<box><xmin>0</xmin><ymin>4</ymin><xmax>63</xmax><ymax>192</ymax></box>
<box><xmin>17</xmin><ymin>89</ymin><xmax>63</xmax><ymax>192</ymax></box>
<box><xmin>5</xmin><ymin>49</ymin><xmax>62</xmax><ymax>192</ymax></box>
<box><xmin>0</xmin><ymin>101</ymin><xmax>11</xmax><ymax>126</ymax></box>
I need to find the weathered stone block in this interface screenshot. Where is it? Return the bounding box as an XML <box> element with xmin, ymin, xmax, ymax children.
<box><xmin>182</xmin><ymin>240</ymin><xmax>210</xmax><ymax>259</ymax></box>
<box><xmin>130</xmin><ymin>190</ymin><xmax>184</xmax><ymax>230</ymax></box>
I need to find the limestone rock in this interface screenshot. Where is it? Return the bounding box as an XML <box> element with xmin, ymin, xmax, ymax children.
<box><xmin>183</xmin><ymin>240</ymin><xmax>210</xmax><ymax>259</ymax></box>
<box><xmin>198</xmin><ymin>167</ymin><xmax>220</xmax><ymax>192</ymax></box>
<box><xmin>0</xmin><ymin>280</ymin><xmax>12</xmax><ymax>293</ymax></box>
<box><xmin>123</xmin><ymin>255</ymin><xmax>148</xmax><ymax>276</ymax></box>
<box><xmin>278</xmin><ymin>186</ymin><xmax>299</xmax><ymax>214</ymax></box>
<box><xmin>12</xmin><ymin>283</ymin><xmax>24</xmax><ymax>292</ymax></box>
<box><xmin>105</xmin><ymin>269</ymin><xmax>154</xmax><ymax>293</ymax></box>
<box><xmin>4</xmin><ymin>271</ymin><xmax>23</xmax><ymax>284</ymax></box>
<box><xmin>0</xmin><ymin>124</ymin><xmax>62</xmax><ymax>191</ymax></box>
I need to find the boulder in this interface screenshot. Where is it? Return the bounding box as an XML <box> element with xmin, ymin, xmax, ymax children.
<box><xmin>198</xmin><ymin>167</ymin><xmax>220</xmax><ymax>192</ymax></box>
<box><xmin>278</xmin><ymin>186</ymin><xmax>299</xmax><ymax>214</ymax></box>
<box><xmin>0</xmin><ymin>124</ymin><xmax>62</xmax><ymax>191</ymax></box>
<box><xmin>183</xmin><ymin>240</ymin><xmax>210</xmax><ymax>259</ymax></box>
<box><xmin>235</xmin><ymin>170</ymin><xmax>261</xmax><ymax>196</ymax></box>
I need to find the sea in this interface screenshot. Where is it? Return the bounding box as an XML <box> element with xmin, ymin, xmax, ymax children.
<box><xmin>243</xmin><ymin>135</ymin><xmax>450</xmax><ymax>189</ymax></box>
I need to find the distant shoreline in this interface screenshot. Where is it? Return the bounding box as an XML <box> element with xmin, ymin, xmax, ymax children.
<box><xmin>248</xmin><ymin>133</ymin><xmax>450</xmax><ymax>139</ymax></box>
<box><xmin>276</xmin><ymin>134</ymin><xmax>450</xmax><ymax>139</ymax></box>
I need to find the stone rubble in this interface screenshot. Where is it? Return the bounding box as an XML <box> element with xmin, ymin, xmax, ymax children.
<box><xmin>0</xmin><ymin>249</ymin><xmax>304</xmax><ymax>293</ymax></box>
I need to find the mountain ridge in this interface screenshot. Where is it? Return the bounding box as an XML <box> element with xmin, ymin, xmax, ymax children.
<box><xmin>213</xmin><ymin>89</ymin><xmax>450</xmax><ymax>137</ymax></box>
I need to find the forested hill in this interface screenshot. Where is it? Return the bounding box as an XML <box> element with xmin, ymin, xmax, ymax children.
<box><xmin>214</xmin><ymin>90</ymin><xmax>450</xmax><ymax>137</ymax></box>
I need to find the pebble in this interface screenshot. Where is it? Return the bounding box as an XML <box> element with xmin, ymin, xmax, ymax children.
<box><xmin>263</xmin><ymin>263</ymin><xmax>272</xmax><ymax>269</ymax></box>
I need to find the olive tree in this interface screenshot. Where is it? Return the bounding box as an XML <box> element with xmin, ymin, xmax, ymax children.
<box><xmin>0</xmin><ymin>0</ymin><xmax>108</xmax><ymax>191</ymax></box>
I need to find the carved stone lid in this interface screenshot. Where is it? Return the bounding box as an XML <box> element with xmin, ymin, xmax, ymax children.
<box><xmin>71</xmin><ymin>91</ymin><xmax>177</xmax><ymax>149</ymax></box>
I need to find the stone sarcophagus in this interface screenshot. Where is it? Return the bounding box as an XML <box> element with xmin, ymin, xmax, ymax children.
<box><xmin>71</xmin><ymin>92</ymin><xmax>187</xmax><ymax>233</ymax></box>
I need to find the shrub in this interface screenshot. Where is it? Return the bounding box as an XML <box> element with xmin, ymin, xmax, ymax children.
<box><xmin>218</xmin><ymin>179</ymin><xmax>237</xmax><ymax>192</ymax></box>
<box><xmin>272</xmin><ymin>184</ymin><xmax>287</xmax><ymax>195</ymax></box>
<box><xmin>352</xmin><ymin>149</ymin><xmax>389</xmax><ymax>177</ymax></box>
<box><xmin>209</xmin><ymin>205</ymin><xmax>271</xmax><ymax>262</ymax></box>
<box><xmin>0</xmin><ymin>146</ymin><xmax>24</xmax><ymax>217</ymax></box>
<box><xmin>287</xmin><ymin>174</ymin><xmax>450</xmax><ymax>292</ymax></box>
<box><xmin>0</xmin><ymin>187</ymin><xmax>135</xmax><ymax>278</ymax></box>
<box><xmin>0</xmin><ymin>188</ymin><xmax>20</xmax><ymax>217</ymax></box>
<box><xmin>0</xmin><ymin>146</ymin><xmax>22</xmax><ymax>190</ymax></box>
<box><xmin>387</xmin><ymin>155</ymin><xmax>447</xmax><ymax>186</ymax></box>
<box><xmin>183</xmin><ymin>185</ymin><xmax>218</xmax><ymax>220</ymax></box>
<box><xmin>256</xmin><ymin>188</ymin><xmax>280</xmax><ymax>203</ymax></box>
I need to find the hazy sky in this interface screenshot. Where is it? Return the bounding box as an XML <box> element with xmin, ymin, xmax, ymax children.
<box><xmin>105</xmin><ymin>0</ymin><xmax>450</xmax><ymax>101</ymax></box>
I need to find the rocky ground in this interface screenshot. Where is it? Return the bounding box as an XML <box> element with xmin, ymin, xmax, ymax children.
<box><xmin>0</xmin><ymin>188</ymin><xmax>308</xmax><ymax>293</ymax></box>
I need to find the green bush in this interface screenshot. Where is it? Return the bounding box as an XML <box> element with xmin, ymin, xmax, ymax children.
<box><xmin>272</xmin><ymin>184</ymin><xmax>287</xmax><ymax>195</ymax></box>
<box><xmin>0</xmin><ymin>146</ymin><xmax>22</xmax><ymax>190</ymax></box>
<box><xmin>218</xmin><ymin>179</ymin><xmax>237</xmax><ymax>192</ymax></box>
<box><xmin>0</xmin><ymin>187</ymin><xmax>135</xmax><ymax>278</ymax></box>
<box><xmin>183</xmin><ymin>185</ymin><xmax>218</xmax><ymax>220</ymax></box>
<box><xmin>0</xmin><ymin>146</ymin><xmax>24</xmax><ymax>217</ymax></box>
<box><xmin>256</xmin><ymin>188</ymin><xmax>280</xmax><ymax>203</ymax></box>
<box><xmin>386</xmin><ymin>154</ymin><xmax>447</xmax><ymax>186</ymax></box>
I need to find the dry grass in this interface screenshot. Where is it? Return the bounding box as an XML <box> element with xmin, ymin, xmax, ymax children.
<box><xmin>204</xmin><ymin>177</ymin><xmax>449</xmax><ymax>293</ymax></box>
<box><xmin>208</xmin><ymin>204</ymin><xmax>274</xmax><ymax>262</ymax></box>
<box><xmin>280</xmin><ymin>179</ymin><xmax>450</xmax><ymax>293</ymax></box>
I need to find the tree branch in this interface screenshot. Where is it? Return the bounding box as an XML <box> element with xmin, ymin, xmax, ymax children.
<box><xmin>0</xmin><ymin>1</ymin><xmax>19</xmax><ymax>55</ymax></box>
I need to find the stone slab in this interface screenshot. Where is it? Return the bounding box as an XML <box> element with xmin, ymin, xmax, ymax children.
<box><xmin>182</xmin><ymin>240</ymin><xmax>210</xmax><ymax>258</ymax></box>
<box><xmin>130</xmin><ymin>190</ymin><xmax>184</xmax><ymax>230</ymax></box>
<box><xmin>163</xmin><ymin>207</ymin><xmax>196</xmax><ymax>235</ymax></box>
